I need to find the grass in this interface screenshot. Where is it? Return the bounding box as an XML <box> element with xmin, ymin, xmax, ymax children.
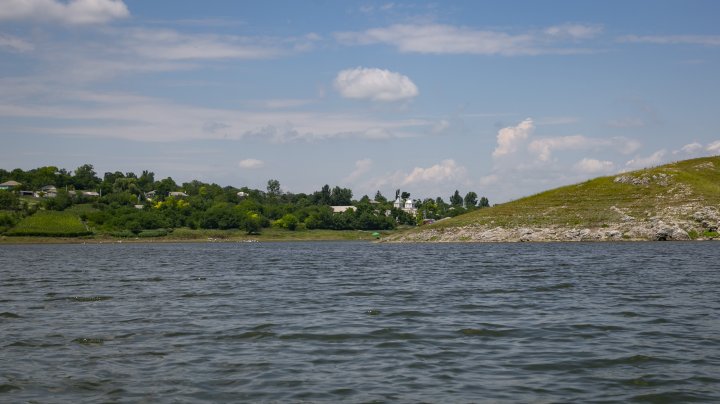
<box><xmin>164</xmin><ymin>227</ymin><xmax>390</xmax><ymax>242</ymax></box>
<box><xmin>6</xmin><ymin>210</ymin><xmax>92</xmax><ymax>237</ymax></box>
<box><xmin>416</xmin><ymin>156</ymin><xmax>720</xmax><ymax>232</ymax></box>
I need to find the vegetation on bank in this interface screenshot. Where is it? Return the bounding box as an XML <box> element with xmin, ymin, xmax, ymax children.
<box><xmin>399</xmin><ymin>156</ymin><xmax>720</xmax><ymax>237</ymax></box>
<box><xmin>0</xmin><ymin>164</ymin><xmax>488</xmax><ymax>240</ymax></box>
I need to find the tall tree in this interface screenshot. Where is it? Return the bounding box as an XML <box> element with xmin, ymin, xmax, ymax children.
<box><xmin>464</xmin><ymin>191</ymin><xmax>478</xmax><ymax>208</ymax></box>
<box><xmin>374</xmin><ymin>190</ymin><xmax>387</xmax><ymax>203</ymax></box>
<box><xmin>73</xmin><ymin>164</ymin><xmax>100</xmax><ymax>190</ymax></box>
<box><xmin>450</xmin><ymin>190</ymin><xmax>463</xmax><ymax>207</ymax></box>
<box><xmin>266</xmin><ymin>179</ymin><xmax>281</xmax><ymax>197</ymax></box>
<box><xmin>479</xmin><ymin>196</ymin><xmax>490</xmax><ymax>208</ymax></box>
<box><xmin>330</xmin><ymin>186</ymin><xmax>352</xmax><ymax>205</ymax></box>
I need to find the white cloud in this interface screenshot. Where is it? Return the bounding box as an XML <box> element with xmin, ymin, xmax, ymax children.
<box><xmin>492</xmin><ymin>118</ymin><xmax>534</xmax><ymax>158</ymax></box>
<box><xmin>619</xmin><ymin>35</ymin><xmax>720</xmax><ymax>47</ymax></box>
<box><xmin>574</xmin><ymin>158</ymin><xmax>615</xmax><ymax>174</ymax></box>
<box><xmin>529</xmin><ymin>135</ymin><xmax>591</xmax><ymax>162</ymax></box>
<box><xmin>125</xmin><ymin>28</ymin><xmax>286</xmax><ymax>60</ymax></box>
<box><xmin>707</xmin><ymin>140</ymin><xmax>720</xmax><ymax>154</ymax></box>
<box><xmin>401</xmin><ymin>159</ymin><xmax>467</xmax><ymax>186</ymax></box>
<box><xmin>335</xmin><ymin>23</ymin><xmax>601</xmax><ymax>56</ymax></box>
<box><xmin>334</xmin><ymin>67</ymin><xmax>419</xmax><ymax>102</ymax></box>
<box><xmin>625</xmin><ymin>150</ymin><xmax>667</xmax><ymax>170</ymax></box>
<box><xmin>529</xmin><ymin>135</ymin><xmax>640</xmax><ymax>162</ymax></box>
<box><xmin>0</xmin><ymin>34</ymin><xmax>34</xmax><ymax>52</ymax></box>
<box><xmin>0</xmin><ymin>88</ymin><xmax>432</xmax><ymax>142</ymax></box>
<box><xmin>0</xmin><ymin>0</ymin><xmax>130</xmax><ymax>25</ymax></box>
<box><xmin>343</xmin><ymin>158</ymin><xmax>373</xmax><ymax>183</ymax></box>
<box><xmin>238</xmin><ymin>159</ymin><xmax>264</xmax><ymax>169</ymax></box>
<box><xmin>673</xmin><ymin>142</ymin><xmax>704</xmax><ymax>155</ymax></box>
<box><xmin>544</xmin><ymin>24</ymin><xmax>603</xmax><ymax>40</ymax></box>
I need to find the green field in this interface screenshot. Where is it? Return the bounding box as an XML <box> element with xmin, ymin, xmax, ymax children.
<box><xmin>6</xmin><ymin>210</ymin><xmax>92</xmax><ymax>237</ymax></box>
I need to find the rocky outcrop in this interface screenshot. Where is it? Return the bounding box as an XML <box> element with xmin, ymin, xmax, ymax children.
<box><xmin>383</xmin><ymin>204</ymin><xmax>719</xmax><ymax>243</ymax></box>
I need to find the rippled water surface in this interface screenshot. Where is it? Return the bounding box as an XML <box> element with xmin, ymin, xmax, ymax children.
<box><xmin>1</xmin><ymin>242</ymin><xmax>719</xmax><ymax>402</ymax></box>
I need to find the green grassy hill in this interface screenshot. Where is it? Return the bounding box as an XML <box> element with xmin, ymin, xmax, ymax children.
<box><xmin>6</xmin><ymin>210</ymin><xmax>92</xmax><ymax>237</ymax></box>
<box><xmin>387</xmin><ymin>156</ymin><xmax>720</xmax><ymax>242</ymax></box>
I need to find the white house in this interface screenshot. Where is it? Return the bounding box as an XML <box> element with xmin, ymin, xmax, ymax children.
<box><xmin>331</xmin><ymin>206</ymin><xmax>356</xmax><ymax>213</ymax></box>
<box><xmin>393</xmin><ymin>196</ymin><xmax>417</xmax><ymax>215</ymax></box>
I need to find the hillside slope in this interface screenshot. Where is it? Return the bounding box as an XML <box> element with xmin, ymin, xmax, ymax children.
<box><xmin>385</xmin><ymin>156</ymin><xmax>720</xmax><ymax>242</ymax></box>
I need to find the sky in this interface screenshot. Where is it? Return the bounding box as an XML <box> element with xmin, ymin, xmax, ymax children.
<box><xmin>1</xmin><ymin>0</ymin><xmax>719</xmax><ymax>202</ymax></box>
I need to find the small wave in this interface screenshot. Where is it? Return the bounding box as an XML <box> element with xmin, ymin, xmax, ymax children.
<box><xmin>571</xmin><ymin>323</ymin><xmax>625</xmax><ymax>332</ymax></box>
<box><xmin>365</xmin><ymin>309</ymin><xmax>382</xmax><ymax>316</ymax></box>
<box><xmin>217</xmin><ymin>331</ymin><xmax>276</xmax><ymax>340</ymax></box>
<box><xmin>280</xmin><ymin>332</ymin><xmax>361</xmax><ymax>342</ymax></box>
<box><xmin>459</xmin><ymin>328</ymin><xmax>515</xmax><ymax>337</ymax></box>
<box><xmin>0</xmin><ymin>312</ymin><xmax>20</xmax><ymax>318</ymax></box>
<box><xmin>386</xmin><ymin>310</ymin><xmax>431</xmax><ymax>318</ymax></box>
<box><xmin>523</xmin><ymin>354</ymin><xmax>663</xmax><ymax>371</ymax></box>
<box><xmin>0</xmin><ymin>384</ymin><xmax>20</xmax><ymax>393</ymax></box>
<box><xmin>533</xmin><ymin>282</ymin><xmax>574</xmax><ymax>292</ymax></box>
<box><xmin>7</xmin><ymin>340</ymin><xmax>63</xmax><ymax>348</ymax></box>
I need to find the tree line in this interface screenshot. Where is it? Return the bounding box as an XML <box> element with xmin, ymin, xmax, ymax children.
<box><xmin>0</xmin><ymin>164</ymin><xmax>489</xmax><ymax>235</ymax></box>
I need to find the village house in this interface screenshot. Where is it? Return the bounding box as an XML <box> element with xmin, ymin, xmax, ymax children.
<box><xmin>331</xmin><ymin>206</ymin><xmax>356</xmax><ymax>214</ymax></box>
<box><xmin>0</xmin><ymin>180</ymin><xmax>21</xmax><ymax>191</ymax></box>
<box><xmin>393</xmin><ymin>196</ymin><xmax>418</xmax><ymax>215</ymax></box>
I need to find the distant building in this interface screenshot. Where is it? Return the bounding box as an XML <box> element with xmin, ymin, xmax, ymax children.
<box><xmin>0</xmin><ymin>180</ymin><xmax>21</xmax><ymax>190</ymax></box>
<box><xmin>393</xmin><ymin>196</ymin><xmax>417</xmax><ymax>215</ymax></box>
<box><xmin>37</xmin><ymin>185</ymin><xmax>58</xmax><ymax>198</ymax></box>
<box><xmin>237</xmin><ymin>191</ymin><xmax>248</xmax><ymax>199</ymax></box>
<box><xmin>169</xmin><ymin>191</ymin><xmax>188</xmax><ymax>198</ymax></box>
<box><xmin>331</xmin><ymin>206</ymin><xmax>356</xmax><ymax>213</ymax></box>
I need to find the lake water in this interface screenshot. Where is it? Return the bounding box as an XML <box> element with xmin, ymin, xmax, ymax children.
<box><xmin>1</xmin><ymin>241</ymin><xmax>719</xmax><ymax>403</ymax></box>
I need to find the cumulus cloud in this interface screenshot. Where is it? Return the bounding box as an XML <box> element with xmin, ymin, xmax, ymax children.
<box><xmin>492</xmin><ymin>118</ymin><xmax>534</xmax><ymax>158</ymax></box>
<box><xmin>529</xmin><ymin>135</ymin><xmax>591</xmax><ymax>162</ymax></box>
<box><xmin>527</xmin><ymin>136</ymin><xmax>640</xmax><ymax>162</ymax></box>
<box><xmin>401</xmin><ymin>159</ymin><xmax>466</xmax><ymax>185</ymax></box>
<box><xmin>673</xmin><ymin>142</ymin><xmax>704</xmax><ymax>156</ymax></box>
<box><xmin>238</xmin><ymin>159</ymin><xmax>264</xmax><ymax>169</ymax></box>
<box><xmin>574</xmin><ymin>158</ymin><xmax>615</xmax><ymax>174</ymax></box>
<box><xmin>334</xmin><ymin>67</ymin><xmax>419</xmax><ymax>102</ymax></box>
<box><xmin>707</xmin><ymin>140</ymin><xmax>720</xmax><ymax>154</ymax></box>
<box><xmin>625</xmin><ymin>150</ymin><xmax>667</xmax><ymax>170</ymax></box>
<box><xmin>343</xmin><ymin>158</ymin><xmax>373</xmax><ymax>183</ymax></box>
<box><xmin>335</xmin><ymin>23</ymin><xmax>601</xmax><ymax>56</ymax></box>
<box><xmin>0</xmin><ymin>0</ymin><xmax>130</xmax><ymax>25</ymax></box>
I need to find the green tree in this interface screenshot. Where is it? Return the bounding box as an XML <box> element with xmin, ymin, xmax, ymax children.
<box><xmin>266</xmin><ymin>179</ymin><xmax>281</xmax><ymax>198</ymax></box>
<box><xmin>479</xmin><ymin>196</ymin><xmax>490</xmax><ymax>208</ymax></box>
<box><xmin>73</xmin><ymin>164</ymin><xmax>100</xmax><ymax>190</ymax></box>
<box><xmin>450</xmin><ymin>190</ymin><xmax>463</xmax><ymax>207</ymax></box>
<box><xmin>274</xmin><ymin>213</ymin><xmax>299</xmax><ymax>230</ymax></box>
<box><xmin>464</xmin><ymin>191</ymin><xmax>478</xmax><ymax>208</ymax></box>
<box><xmin>374</xmin><ymin>190</ymin><xmax>387</xmax><ymax>203</ymax></box>
<box><xmin>0</xmin><ymin>190</ymin><xmax>19</xmax><ymax>210</ymax></box>
<box><xmin>138</xmin><ymin>170</ymin><xmax>155</xmax><ymax>191</ymax></box>
<box><xmin>154</xmin><ymin>177</ymin><xmax>178</xmax><ymax>200</ymax></box>
<box><xmin>330</xmin><ymin>186</ymin><xmax>353</xmax><ymax>205</ymax></box>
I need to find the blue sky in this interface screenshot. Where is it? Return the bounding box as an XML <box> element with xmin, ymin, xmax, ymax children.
<box><xmin>1</xmin><ymin>0</ymin><xmax>719</xmax><ymax>202</ymax></box>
